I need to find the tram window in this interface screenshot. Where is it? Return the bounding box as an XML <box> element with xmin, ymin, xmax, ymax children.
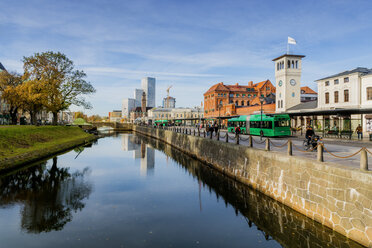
<box><xmin>274</xmin><ymin>120</ymin><xmax>290</xmax><ymax>127</ymax></box>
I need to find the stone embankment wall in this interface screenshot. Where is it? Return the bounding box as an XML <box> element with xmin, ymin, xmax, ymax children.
<box><xmin>134</xmin><ymin>126</ymin><xmax>372</xmax><ymax>247</ymax></box>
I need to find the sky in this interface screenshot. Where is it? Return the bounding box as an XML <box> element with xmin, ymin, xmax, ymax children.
<box><xmin>1</xmin><ymin>0</ymin><xmax>372</xmax><ymax>116</ymax></box>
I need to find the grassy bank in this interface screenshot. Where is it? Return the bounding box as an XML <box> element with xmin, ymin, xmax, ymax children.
<box><xmin>0</xmin><ymin>126</ymin><xmax>95</xmax><ymax>169</ymax></box>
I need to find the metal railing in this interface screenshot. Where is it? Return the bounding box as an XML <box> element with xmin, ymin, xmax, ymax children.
<box><xmin>149</xmin><ymin>125</ymin><xmax>370</xmax><ymax>171</ymax></box>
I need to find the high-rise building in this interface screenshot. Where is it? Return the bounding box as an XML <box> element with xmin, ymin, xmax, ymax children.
<box><xmin>122</xmin><ymin>98</ymin><xmax>136</xmax><ymax>118</ymax></box>
<box><xmin>134</xmin><ymin>89</ymin><xmax>144</xmax><ymax>107</ymax></box>
<box><xmin>162</xmin><ymin>96</ymin><xmax>176</xmax><ymax>108</ymax></box>
<box><xmin>141</xmin><ymin>77</ymin><xmax>156</xmax><ymax>108</ymax></box>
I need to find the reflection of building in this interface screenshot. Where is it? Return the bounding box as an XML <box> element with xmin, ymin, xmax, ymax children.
<box><xmin>140</xmin><ymin>144</ymin><xmax>155</xmax><ymax>176</ymax></box>
<box><xmin>141</xmin><ymin>77</ymin><xmax>156</xmax><ymax>108</ymax></box>
<box><xmin>163</xmin><ymin>96</ymin><xmax>176</xmax><ymax>108</ymax></box>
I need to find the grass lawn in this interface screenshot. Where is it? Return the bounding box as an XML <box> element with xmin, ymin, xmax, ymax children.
<box><xmin>0</xmin><ymin>125</ymin><xmax>93</xmax><ymax>159</ymax></box>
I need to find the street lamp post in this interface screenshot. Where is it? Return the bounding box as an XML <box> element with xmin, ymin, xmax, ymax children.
<box><xmin>218</xmin><ymin>103</ymin><xmax>222</xmax><ymax>128</ymax></box>
<box><xmin>259</xmin><ymin>96</ymin><xmax>265</xmax><ymax>140</ymax></box>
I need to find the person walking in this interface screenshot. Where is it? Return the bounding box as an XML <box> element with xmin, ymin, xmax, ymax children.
<box><xmin>214</xmin><ymin>123</ymin><xmax>219</xmax><ymax>136</ymax></box>
<box><xmin>235</xmin><ymin>125</ymin><xmax>241</xmax><ymax>135</ymax></box>
<box><xmin>206</xmin><ymin>124</ymin><xmax>210</xmax><ymax>137</ymax></box>
<box><xmin>356</xmin><ymin>124</ymin><xmax>363</xmax><ymax>140</ymax></box>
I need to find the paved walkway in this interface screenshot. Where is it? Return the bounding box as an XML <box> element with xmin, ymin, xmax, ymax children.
<box><xmin>168</xmin><ymin>127</ymin><xmax>372</xmax><ymax>169</ymax></box>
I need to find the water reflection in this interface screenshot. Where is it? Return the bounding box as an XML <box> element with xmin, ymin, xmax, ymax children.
<box><xmin>122</xmin><ymin>134</ymin><xmax>155</xmax><ymax>176</ymax></box>
<box><xmin>0</xmin><ymin>157</ymin><xmax>92</xmax><ymax>233</ymax></box>
<box><xmin>137</xmin><ymin>134</ymin><xmax>364</xmax><ymax>248</ymax></box>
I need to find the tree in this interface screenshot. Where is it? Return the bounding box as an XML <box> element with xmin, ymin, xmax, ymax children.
<box><xmin>0</xmin><ymin>71</ymin><xmax>23</xmax><ymax>124</ymax></box>
<box><xmin>23</xmin><ymin>51</ymin><xmax>96</xmax><ymax>125</ymax></box>
<box><xmin>17</xmin><ymin>80</ymin><xmax>45</xmax><ymax>125</ymax></box>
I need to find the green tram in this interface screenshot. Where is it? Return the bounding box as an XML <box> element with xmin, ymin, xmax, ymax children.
<box><xmin>154</xmin><ymin>120</ymin><xmax>169</xmax><ymax>126</ymax></box>
<box><xmin>227</xmin><ymin>114</ymin><xmax>291</xmax><ymax>137</ymax></box>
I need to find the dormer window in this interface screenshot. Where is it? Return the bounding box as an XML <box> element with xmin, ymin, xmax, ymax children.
<box><xmin>325</xmin><ymin>81</ymin><xmax>330</xmax><ymax>86</ymax></box>
<box><xmin>334</xmin><ymin>79</ymin><xmax>339</xmax><ymax>85</ymax></box>
<box><xmin>301</xmin><ymin>90</ymin><xmax>305</xmax><ymax>94</ymax></box>
<box><xmin>344</xmin><ymin>77</ymin><xmax>349</xmax><ymax>83</ymax></box>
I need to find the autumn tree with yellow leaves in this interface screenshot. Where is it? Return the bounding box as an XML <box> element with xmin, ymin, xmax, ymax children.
<box><xmin>23</xmin><ymin>51</ymin><xmax>96</xmax><ymax>125</ymax></box>
<box><xmin>0</xmin><ymin>71</ymin><xmax>23</xmax><ymax>124</ymax></box>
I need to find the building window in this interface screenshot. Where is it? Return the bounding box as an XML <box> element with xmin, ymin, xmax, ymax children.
<box><xmin>334</xmin><ymin>91</ymin><xmax>339</xmax><ymax>103</ymax></box>
<box><xmin>235</xmin><ymin>101</ymin><xmax>238</xmax><ymax>106</ymax></box>
<box><xmin>247</xmin><ymin>101</ymin><xmax>250</xmax><ymax>106</ymax></box>
<box><xmin>278</xmin><ymin>100</ymin><xmax>280</xmax><ymax>108</ymax></box>
<box><xmin>344</xmin><ymin>77</ymin><xmax>349</xmax><ymax>83</ymax></box>
<box><xmin>325</xmin><ymin>92</ymin><xmax>329</xmax><ymax>104</ymax></box>
<box><xmin>334</xmin><ymin>79</ymin><xmax>339</xmax><ymax>85</ymax></box>
<box><xmin>241</xmin><ymin>101</ymin><xmax>244</xmax><ymax>106</ymax></box>
<box><xmin>236</xmin><ymin>94</ymin><xmax>239</xmax><ymax>97</ymax></box>
<box><xmin>295</xmin><ymin>61</ymin><xmax>298</xmax><ymax>68</ymax></box>
<box><xmin>277</xmin><ymin>63</ymin><xmax>279</xmax><ymax>71</ymax></box>
<box><xmin>248</xmin><ymin>94</ymin><xmax>251</xmax><ymax>98</ymax></box>
<box><xmin>301</xmin><ymin>90</ymin><xmax>305</xmax><ymax>94</ymax></box>
<box><xmin>344</xmin><ymin>90</ymin><xmax>349</xmax><ymax>102</ymax></box>
<box><xmin>287</xmin><ymin>60</ymin><xmax>290</xmax><ymax>68</ymax></box>
<box><xmin>266</xmin><ymin>87</ymin><xmax>270</xmax><ymax>90</ymax></box>
<box><xmin>219</xmin><ymin>100</ymin><xmax>223</xmax><ymax>105</ymax></box>
<box><xmin>292</xmin><ymin>92</ymin><xmax>295</xmax><ymax>97</ymax></box>
<box><xmin>325</xmin><ymin>81</ymin><xmax>329</xmax><ymax>86</ymax></box>
<box><xmin>367</xmin><ymin>87</ymin><xmax>372</xmax><ymax>100</ymax></box>
<box><xmin>229</xmin><ymin>94</ymin><xmax>234</xmax><ymax>97</ymax></box>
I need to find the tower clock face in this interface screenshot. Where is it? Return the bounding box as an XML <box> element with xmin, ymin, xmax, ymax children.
<box><xmin>278</xmin><ymin>80</ymin><xmax>283</xmax><ymax>87</ymax></box>
<box><xmin>290</xmin><ymin>79</ymin><xmax>296</xmax><ymax>86</ymax></box>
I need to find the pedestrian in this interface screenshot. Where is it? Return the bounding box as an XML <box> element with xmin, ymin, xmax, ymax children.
<box><xmin>214</xmin><ymin>123</ymin><xmax>219</xmax><ymax>135</ymax></box>
<box><xmin>235</xmin><ymin>125</ymin><xmax>241</xmax><ymax>135</ymax></box>
<box><xmin>356</xmin><ymin>124</ymin><xmax>363</xmax><ymax>140</ymax></box>
<box><xmin>206</xmin><ymin>124</ymin><xmax>210</xmax><ymax>136</ymax></box>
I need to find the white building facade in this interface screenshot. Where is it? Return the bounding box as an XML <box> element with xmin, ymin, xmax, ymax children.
<box><xmin>122</xmin><ymin>98</ymin><xmax>136</xmax><ymax>119</ymax></box>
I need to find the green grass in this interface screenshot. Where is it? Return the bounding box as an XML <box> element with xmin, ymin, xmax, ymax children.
<box><xmin>0</xmin><ymin>126</ymin><xmax>93</xmax><ymax>159</ymax></box>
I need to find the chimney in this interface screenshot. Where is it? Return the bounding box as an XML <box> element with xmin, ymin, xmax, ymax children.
<box><xmin>248</xmin><ymin>81</ymin><xmax>253</xmax><ymax>87</ymax></box>
<box><xmin>141</xmin><ymin>92</ymin><xmax>147</xmax><ymax>113</ymax></box>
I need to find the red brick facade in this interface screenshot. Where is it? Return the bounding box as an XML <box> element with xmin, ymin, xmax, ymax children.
<box><xmin>203</xmin><ymin>80</ymin><xmax>276</xmax><ymax>118</ymax></box>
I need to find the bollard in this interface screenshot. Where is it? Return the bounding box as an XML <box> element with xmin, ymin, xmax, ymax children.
<box><xmin>265</xmin><ymin>138</ymin><xmax>270</xmax><ymax>151</ymax></box>
<box><xmin>236</xmin><ymin>133</ymin><xmax>239</xmax><ymax>145</ymax></box>
<box><xmin>360</xmin><ymin>148</ymin><xmax>368</xmax><ymax>171</ymax></box>
<box><xmin>226</xmin><ymin>132</ymin><xmax>229</xmax><ymax>143</ymax></box>
<box><xmin>317</xmin><ymin>144</ymin><xmax>324</xmax><ymax>162</ymax></box>
<box><xmin>217</xmin><ymin>131</ymin><xmax>220</xmax><ymax>141</ymax></box>
<box><xmin>288</xmin><ymin>140</ymin><xmax>293</xmax><ymax>156</ymax></box>
<box><xmin>248</xmin><ymin>135</ymin><xmax>253</xmax><ymax>147</ymax></box>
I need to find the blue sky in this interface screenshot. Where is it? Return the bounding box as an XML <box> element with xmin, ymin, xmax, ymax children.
<box><xmin>1</xmin><ymin>0</ymin><xmax>372</xmax><ymax>116</ymax></box>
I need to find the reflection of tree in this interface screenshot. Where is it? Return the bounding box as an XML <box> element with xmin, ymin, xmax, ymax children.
<box><xmin>0</xmin><ymin>157</ymin><xmax>92</xmax><ymax>233</ymax></box>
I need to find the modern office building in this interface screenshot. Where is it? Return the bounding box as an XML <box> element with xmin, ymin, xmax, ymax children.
<box><xmin>162</xmin><ymin>96</ymin><xmax>176</xmax><ymax>108</ymax></box>
<box><xmin>141</xmin><ymin>77</ymin><xmax>156</xmax><ymax>108</ymax></box>
<box><xmin>134</xmin><ymin>88</ymin><xmax>144</xmax><ymax>107</ymax></box>
<box><xmin>122</xmin><ymin>98</ymin><xmax>136</xmax><ymax>119</ymax></box>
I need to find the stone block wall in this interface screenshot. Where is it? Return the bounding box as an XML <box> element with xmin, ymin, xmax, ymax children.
<box><xmin>134</xmin><ymin>126</ymin><xmax>372</xmax><ymax>247</ymax></box>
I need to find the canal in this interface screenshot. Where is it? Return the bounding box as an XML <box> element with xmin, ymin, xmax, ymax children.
<box><xmin>0</xmin><ymin>133</ymin><xmax>365</xmax><ymax>248</ymax></box>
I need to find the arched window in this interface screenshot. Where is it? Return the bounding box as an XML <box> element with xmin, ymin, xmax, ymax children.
<box><xmin>281</xmin><ymin>100</ymin><xmax>283</xmax><ymax>108</ymax></box>
<box><xmin>219</xmin><ymin>100</ymin><xmax>223</xmax><ymax>105</ymax></box>
<box><xmin>292</xmin><ymin>60</ymin><xmax>294</xmax><ymax>68</ymax></box>
<box><xmin>288</xmin><ymin>60</ymin><xmax>290</xmax><ymax>68</ymax></box>
<box><xmin>277</xmin><ymin>63</ymin><xmax>279</xmax><ymax>71</ymax></box>
<box><xmin>241</xmin><ymin>101</ymin><xmax>244</xmax><ymax>106</ymax></box>
<box><xmin>278</xmin><ymin>100</ymin><xmax>280</xmax><ymax>108</ymax></box>
<box><xmin>235</xmin><ymin>100</ymin><xmax>238</xmax><ymax>106</ymax></box>
<box><xmin>247</xmin><ymin>101</ymin><xmax>250</xmax><ymax>106</ymax></box>
<box><xmin>295</xmin><ymin>60</ymin><xmax>298</xmax><ymax>68</ymax></box>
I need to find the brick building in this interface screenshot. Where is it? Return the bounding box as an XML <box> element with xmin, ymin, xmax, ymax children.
<box><xmin>203</xmin><ymin>80</ymin><xmax>276</xmax><ymax>118</ymax></box>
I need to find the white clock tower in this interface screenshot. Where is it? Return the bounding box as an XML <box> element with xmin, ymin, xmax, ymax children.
<box><xmin>273</xmin><ymin>54</ymin><xmax>305</xmax><ymax>113</ymax></box>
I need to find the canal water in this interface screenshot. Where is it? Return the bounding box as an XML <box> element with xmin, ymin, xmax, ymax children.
<box><xmin>0</xmin><ymin>133</ymin><xmax>364</xmax><ymax>248</ymax></box>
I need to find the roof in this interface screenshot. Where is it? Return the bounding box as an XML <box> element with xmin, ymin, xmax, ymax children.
<box><xmin>316</xmin><ymin>67</ymin><xmax>372</xmax><ymax>81</ymax></box>
<box><xmin>286</xmin><ymin>100</ymin><xmax>318</xmax><ymax>111</ymax></box>
<box><xmin>204</xmin><ymin>82</ymin><xmax>230</xmax><ymax>94</ymax></box>
<box><xmin>0</xmin><ymin>62</ymin><xmax>5</xmax><ymax>71</ymax></box>
<box><xmin>272</xmin><ymin>54</ymin><xmax>305</xmax><ymax>61</ymax></box>
<box><xmin>300</xmin><ymin>86</ymin><xmax>317</xmax><ymax>95</ymax></box>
